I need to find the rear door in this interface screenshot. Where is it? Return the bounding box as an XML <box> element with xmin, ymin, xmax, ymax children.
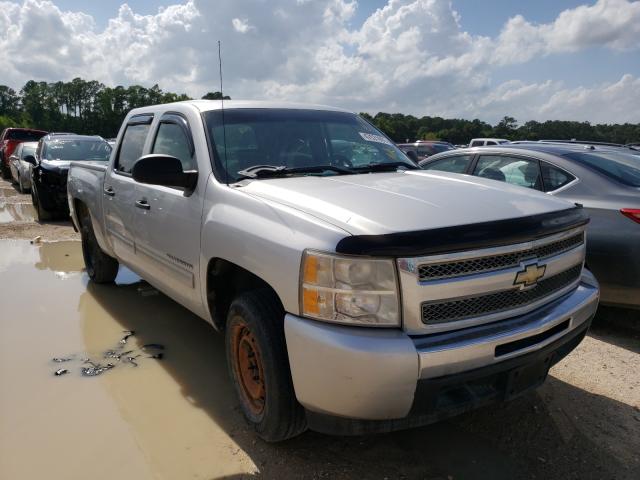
<box><xmin>130</xmin><ymin>113</ymin><xmax>203</xmax><ymax>309</ymax></box>
<box><xmin>103</xmin><ymin>114</ymin><xmax>153</xmax><ymax>266</ymax></box>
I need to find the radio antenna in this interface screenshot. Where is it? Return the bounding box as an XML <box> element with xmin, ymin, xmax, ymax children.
<box><xmin>218</xmin><ymin>40</ymin><xmax>229</xmax><ymax>185</ymax></box>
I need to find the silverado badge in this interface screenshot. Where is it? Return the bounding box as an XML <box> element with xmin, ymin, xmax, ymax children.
<box><xmin>514</xmin><ymin>263</ymin><xmax>546</xmax><ymax>289</ymax></box>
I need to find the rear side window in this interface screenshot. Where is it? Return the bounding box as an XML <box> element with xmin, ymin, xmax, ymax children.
<box><xmin>152</xmin><ymin>122</ymin><xmax>196</xmax><ymax>171</ymax></box>
<box><xmin>422</xmin><ymin>155</ymin><xmax>472</xmax><ymax>174</ymax></box>
<box><xmin>541</xmin><ymin>162</ymin><xmax>575</xmax><ymax>192</ymax></box>
<box><xmin>486</xmin><ymin>141</ymin><xmax>497</xmax><ymax>145</ymax></box>
<box><xmin>563</xmin><ymin>151</ymin><xmax>640</xmax><ymax>187</ymax></box>
<box><xmin>474</xmin><ymin>155</ymin><xmax>542</xmax><ymax>190</ymax></box>
<box><xmin>116</xmin><ymin>124</ymin><xmax>150</xmax><ymax>174</ymax></box>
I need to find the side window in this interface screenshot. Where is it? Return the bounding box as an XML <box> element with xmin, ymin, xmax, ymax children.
<box><xmin>152</xmin><ymin>122</ymin><xmax>196</xmax><ymax>171</ymax></box>
<box><xmin>541</xmin><ymin>162</ymin><xmax>575</xmax><ymax>192</ymax></box>
<box><xmin>474</xmin><ymin>155</ymin><xmax>542</xmax><ymax>190</ymax></box>
<box><xmin>470</xmin><ymin>141</ymin><xmax>483</xmax><ymax>147</ymax></box>
<box><xmin>116</xmin><ymin>123</ymin><xmax>150</xmax><ymax>174</ymax></box>
<box><xmin>422</xmin><ymin>155</ymin><xmax>472</xmax><ymax>174</ymax></box>
<box><xmin>486</xmin><ymin>141</ymin><xmax>497</xmax><ymax>145</ymax></box>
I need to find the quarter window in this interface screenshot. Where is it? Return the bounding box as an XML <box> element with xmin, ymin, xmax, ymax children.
<box><xmin>152</xmin><ymin>122</ymin><xmax>196</xmax><ymax>171</ymax></box>
<box><xmin>541</xmin><ymin>162</ymin><xmax>575</xmax><ymax>192</ymax></box>
<box><xmin>474</xmin><ymin>155</ymin><xmax>542</xmax><ymax>190</ymax></box>
<box><xmin>116</xmin><ymin>123</ymin><xmax>150</xmax><ymax>174</ymax></box>
<box><xmin>421</xmin><ymin>155</ymin><xmax>472</xmax><ymax>174</ymax></box>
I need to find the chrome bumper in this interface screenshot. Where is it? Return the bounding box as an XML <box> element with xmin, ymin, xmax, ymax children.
<box><xmin>285</xmin><ymin>270</ymin><xmax>599</xmax><ymax>422</ymax></box>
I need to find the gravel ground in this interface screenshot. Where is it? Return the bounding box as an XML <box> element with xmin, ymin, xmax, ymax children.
<box><xmin>0</xmin><ymin>176</ymin><xmax>638</xmax><ymax>480</ymax></box>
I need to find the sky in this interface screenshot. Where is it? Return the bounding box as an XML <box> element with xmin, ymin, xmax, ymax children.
<box><xmin>1</xmin><ymin>0</ymin><xmax>639</xmax><ymax>124</ymax></box>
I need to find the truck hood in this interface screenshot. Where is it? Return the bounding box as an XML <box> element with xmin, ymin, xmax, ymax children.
<box><xmin>241</xmin><ymin>170</ymin><xmax>576</xmax><ymax>235</ymax></box>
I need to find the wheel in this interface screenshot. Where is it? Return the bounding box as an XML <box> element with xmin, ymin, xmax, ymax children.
<box><xmin>0</xmin><ymin>163</ymin><xmax>9</xmax><ymax>180</ymax></box>
<box><xmin>80</xmin><ymin>211</ymin><xmax>119</xmax><ymax>283</ymax></box>
<box><xmin>226</xmin><ymin>289</ymin><xmax>306</xmax><ymax>442</ymax></box>
<box><xmin>32</xmin><ymin>185</ymin><xmax>53</xmax><ymax>221</ymax></box>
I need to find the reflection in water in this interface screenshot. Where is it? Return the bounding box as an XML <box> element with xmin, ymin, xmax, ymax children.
<box><xmin>35</xmin><ymin>240</ymin><xmax>84</xmax><ymax>272</ymax></box>
<box><xmin>0</xmin><ymin>202</ymin><xmax>36</xmax><ymax>223</ymax></box>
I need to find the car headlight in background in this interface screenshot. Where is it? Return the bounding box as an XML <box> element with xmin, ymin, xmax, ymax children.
<box><xmin>300</xmin><ymin>250</ymin><xmax>400</xmax><ymax>327</ymax></box>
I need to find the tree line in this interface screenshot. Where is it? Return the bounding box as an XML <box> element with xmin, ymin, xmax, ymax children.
<box><xmin>0</xmin><ymin>78</ymin><xmax>228</xmax><ymax>138</ymax></box>
<box><xmin>1</xmin><ymin>78</ymin><xmax>639</xmax><ymax>144</ymax></box>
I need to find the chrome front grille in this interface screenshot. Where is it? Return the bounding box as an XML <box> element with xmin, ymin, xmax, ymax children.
<box><xmin>421</xmin><ymin>264</ymin><xmax>582</xmax><ymax>324</ymax></box>
<box><xmin>418</xmin><ymin>232</ymin><xmax>584</xmax><ymax>281</ymax></box>
<box><xmin>397</xmin><ymin>226</ymin><xmax>587</xmax><ymax>335</ymax></box>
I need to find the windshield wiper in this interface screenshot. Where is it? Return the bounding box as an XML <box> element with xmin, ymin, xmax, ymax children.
<box><xmin>237</xmin><ymin>164</ymin><xmax>352</xmax><ymax>179</ymax></box>
<box><xmin>349</xmin><ymin>162</ymin><xmax>418</xmax><ymax>173</ymax></box>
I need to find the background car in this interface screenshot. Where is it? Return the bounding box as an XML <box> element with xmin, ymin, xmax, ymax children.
<box><xmin>8</xmin><ymin>141</ymin><xmax>38</xmax><ymax>193</ymax></box>
<box><xmin>0</xmin><ymin>127</ymin><xmax>47</xmax><ymax>179</ymax></box>
<box><xmin>397</xmin><ymin>140</ymin><xmax>456</xmax><ymax>161</ymax></box>
<box><xmin>419</xmin><ymin>143</ymin><xmax>640</xmax><ymax>309</ymax></box>
<box><xmin>468</xmin><ymin>138</ymin><xmax>510</xmax><ymax>147</ymax></box>
<box><xmin>29</xmin><ymin>134</ymin><xmax>112</xmax><ymax>220</ymax></box>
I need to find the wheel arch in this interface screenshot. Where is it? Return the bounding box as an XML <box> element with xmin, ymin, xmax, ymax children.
<box><xmin>206</xmin><ymin>257</ymin><xmax>285</xmax><ymax>331</ymax></box>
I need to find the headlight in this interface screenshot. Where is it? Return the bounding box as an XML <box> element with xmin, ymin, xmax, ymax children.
<box><xmin>300</xmin><ymin>250</ymin><xmax>400</xmax><ymax>327</ymax></box>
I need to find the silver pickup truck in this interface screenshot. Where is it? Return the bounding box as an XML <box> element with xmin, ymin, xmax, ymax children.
<box><xmin>68</xmin><ymin>100</ymin><xmax>599</xmax><ymax>441</ymax></box>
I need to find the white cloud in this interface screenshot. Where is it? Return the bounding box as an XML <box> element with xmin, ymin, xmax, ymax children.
<box><xmin>231</xmin><ymin>17</ymin><xmax>253</xmax><ymax>33</ymax></box>
<box><xmin>0</xmin><ymin>0</ymin><xmax>639</xmax><ymax>123</ymax></box>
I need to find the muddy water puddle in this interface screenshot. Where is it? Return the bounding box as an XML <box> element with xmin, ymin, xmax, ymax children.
<box><xmin>0</xmin><ymin>240</ymin><xmax>257</xmax><ymax>479</ymax></box>
<box><xmin>0</xmin><ymin>202</ymin><xmax>36</xmax><ymax>223</ymax></box>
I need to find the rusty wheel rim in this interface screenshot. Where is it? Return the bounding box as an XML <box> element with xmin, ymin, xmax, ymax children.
<box><xmin>231</xmin><ymin>319</ymin><xmax>266</xmax><ymax>417</ymax></box>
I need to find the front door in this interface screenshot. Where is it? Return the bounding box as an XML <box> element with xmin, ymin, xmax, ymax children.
<box><xmin>104</xmin><ymin>114</ymin><xmax>153</xmax><ymax>266</ymax></box>
<box><xmin>131</xmin><ymin>113</ymin><xmax>203</xmax><ymax>311</ymax></box>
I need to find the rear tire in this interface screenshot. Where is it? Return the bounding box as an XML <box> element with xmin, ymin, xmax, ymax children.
<box><xmin>80</xmin><ymin>211</ymin><xmax>119</xmax><ymax>283</ymax></box>
<box><xmin>32</xmin><ymin>185</ymin><xmax>53</xmax><ymax>221</ymax></box>
<box><xmin>225</xmin><ymin>289</ymin><xmax>306</xmax><ymax>442</ymax></box>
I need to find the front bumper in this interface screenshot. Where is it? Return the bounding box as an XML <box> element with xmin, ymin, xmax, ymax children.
<box><xmin>284</xmin><ymin>270</ymin><xmax>599</xmax><ymax>434</ymax></box>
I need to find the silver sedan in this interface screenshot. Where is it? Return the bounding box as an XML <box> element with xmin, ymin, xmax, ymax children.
<box><xmin>8</xmin><ymin>141</ymin><xmax>38</xmax><ymax>193</ymax></box>
<box><xmin>419</xmin><ymin>142</ymin><xmax>640</xmax><ymax>309</ymax></box>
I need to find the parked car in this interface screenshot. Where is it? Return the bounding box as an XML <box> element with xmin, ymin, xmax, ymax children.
<box><xmin>30</xmin><ymin>134</ymin><xmax>111</xmax><ymax>220</ymax></box>
<box><xmin>0</xmin><ymin>127</ymin><xmax>47</xmax><ymax>179</ymax></box>
<box><xmin>420</xmin><ymin>143</ymin><xmax>640</xmax><ymax>308</ymax></box>
<box><xmin>397</xmin><ymin>140</ymin><xmax>456</xmax><ymax>161</ymax></box>
<box><xmin>8</xmin><ymin>141</ymin><xmax>38</xmax><ymax>192</ymax></box>
<box><xmin>469</xmin><ymin>138</ymin><xmax>510</xmax><ymax>147</ymax></box>
<box><xmin>68</xmin><ymin>101</ymin><xmax>598</xmax><ymax>442</ymax></box>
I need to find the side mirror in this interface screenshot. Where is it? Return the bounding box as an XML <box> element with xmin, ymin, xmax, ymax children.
<box><xmin>23</xmin><ymin>154</ymin><xmax>37</xmax><ymax>165</ymax></box>
<box><xmin>405</xmin><ymin>150</ymin><xmax>419</xmax><ymax>163</ymax></box>
<box><xmin>132</xmin><ymin>154</ymin><xmax>198</xmax><ymax>190</ymax></box>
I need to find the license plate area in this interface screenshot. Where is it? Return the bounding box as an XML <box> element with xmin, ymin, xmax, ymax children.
<box><xmin>504</xmin><ymin>354</ymin><xmax>553</xmax><ymax>401</ymax></box>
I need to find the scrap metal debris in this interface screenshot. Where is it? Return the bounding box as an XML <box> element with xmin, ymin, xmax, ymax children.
<box><xmin>119</xmin><ymin>330</ymin><xmax>135</xmax><ymax>344</ymax></box>
<box><xmin>51</xmin><ymin>332</ymin><xmax>165</xmax><ymax>378</ymax></box>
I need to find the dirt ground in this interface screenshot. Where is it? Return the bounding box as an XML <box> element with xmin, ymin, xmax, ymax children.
<box><xmin>0</xmin><ymin>176</ymin><xmax>638</xmax><ymax>480</ymax></box>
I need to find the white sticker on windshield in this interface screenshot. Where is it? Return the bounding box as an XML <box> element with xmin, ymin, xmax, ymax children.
<box><xmin>359</xmin><ymin>132</ymin><xmax>393</xmax><ymax>146</ymax></box>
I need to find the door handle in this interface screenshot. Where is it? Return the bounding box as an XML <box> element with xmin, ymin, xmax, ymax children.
<box><xmin>135</xmin><ymin>199</ymin><xmax>150</xmax><ymax>210</ymax></box>
<box><xmin>103</xmin><ymin>186</ymin><xmax>115</xmax><ymax>196</ymax></box>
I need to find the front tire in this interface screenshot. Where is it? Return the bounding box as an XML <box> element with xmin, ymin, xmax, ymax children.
<box><xmin>80</xmin><ymin>211</ymin><xmax>119</xmax><ymax>283</ymax></box>
<box><xmin>32</xmin><ymin>185</ymin><xmax>53</xmax><ymax>221</ymax></box>
<box><xmin>226</xmin><ymin>289</ymin><xmax>306</xmax><ymax>442</ymax></box>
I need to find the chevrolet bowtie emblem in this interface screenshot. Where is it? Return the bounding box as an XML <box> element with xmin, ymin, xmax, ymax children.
<box><xmin>514</xmin><ymin>263</ymin><xmax>546</xmax><ymax>288</ymax></box>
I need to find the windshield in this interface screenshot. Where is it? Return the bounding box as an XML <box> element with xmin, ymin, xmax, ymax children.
<box><xmin>563</xmin><ymin>151</ymin><xmax>640</xmax><ymax>187</ymax></box>
<box><xmin>42</xmin><ymin>139</ymin><xmax>112</xmax><ymax>162</ymax></box>
<box><xmin>21</xmin><ymin>144</ymin><xmax>36</xmax><ymax>158</ymax></box>
<box><xmin>203</xmin><ymin>109</ymin><xmax>415</xmax><ymax>182</ymax></box>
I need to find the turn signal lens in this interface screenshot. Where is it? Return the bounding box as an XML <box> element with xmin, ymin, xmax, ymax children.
<box><xmin>300</xmin><ymin>251</ymin><xmax>400</xmax><ymax>327</ymax></box>
<box><xmin>621</xmin><ymin>208</ymin><xmax>640</xmax><ymax>224</ymax></box>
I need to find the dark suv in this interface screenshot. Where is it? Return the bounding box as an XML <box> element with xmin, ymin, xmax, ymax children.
<box><xmin>0</xmin><ymin>128</ymin><xmax>48</xmax><ymax>178</ymax></box>
<box><xmin>397</xmin><ymin>140</ymin><xmax>456</xmax><ymax>161</ymax></box>
<box><xmin>30</xmin><ymin>134</ymin><xmax>112</xmax><ymax>219</ymax></box>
